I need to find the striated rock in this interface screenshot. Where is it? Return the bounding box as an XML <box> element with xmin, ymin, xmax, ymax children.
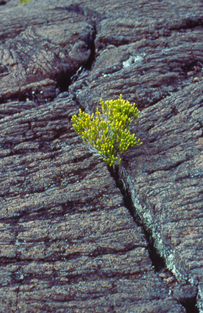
<box><xmin>119</xmin><ymin>82</ymin><xmax>203</xmax><ymax>311</ymax></box>
<box><xmin>0</xmin><ymin>97</ymin><xmax>185</xmax><ymax>312</ymax></box>
<box><xmin>0</xmin><ymin>0</ymin><xmax>203</xmax><ymax>312</ymax></box>
<box><xmin>70</xmin><ymin>29</ymin><xmax>203</xmax><ymax>111</ymax></box>
<box><xmin>67</xmin><ymin>1</ymin><xmax>203</xmax><ymax>310</ymax></box>
<box><xmin>0</xmin><ymin>0</ymin><xmax>95</xmax><ymax>101</ymax></box>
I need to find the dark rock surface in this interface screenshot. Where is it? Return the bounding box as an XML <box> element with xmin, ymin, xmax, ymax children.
<box><xmin>0</xmin><ymin>96</ymin><xmax>185</xmax><ymax>312</ymax></box>
<box><xmin>0</xmin><ymin>0</ymin><xmax>203</xmax><ymax>312</ymax></box>
<box><xmin>120</xmin><ymin>82</ymin><xmax>203</xmax><ymax>310</ymax></box>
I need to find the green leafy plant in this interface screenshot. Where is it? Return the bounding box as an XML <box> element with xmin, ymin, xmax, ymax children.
<box><xmin>71</xmin><ymin>95</ymin><xmax>142</xmax><ymax>167</ymax></box>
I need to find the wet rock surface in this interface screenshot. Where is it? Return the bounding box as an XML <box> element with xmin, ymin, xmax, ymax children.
<box><xmin>0</xmin><ymin>0</ymin><xmax>203</xmax><ymax>312</ymax></box>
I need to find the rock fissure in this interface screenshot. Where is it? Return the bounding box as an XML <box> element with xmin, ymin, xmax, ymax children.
<box><xmin>108</xmin><ymin>165</ymin><xmax>199</xmax><ymax>313</ymax></box>
<box><xmin>109</xmin><ymin>166</ymin><xmax>166</xmax><ymax>269</ymax></box>
<box><xmin>0</xmin><ymin>1</ymin><xmax>203</xmax><ymax>312</ymax></box>
<box><xmin>170</xmin><ymin>19</ymin><xmax>203</xmax><ymax>31</ymax></box>
<box><xmin>56</xmin><ymin>10</ymin><xmax>97</xmax><ymax>93</ymax></box>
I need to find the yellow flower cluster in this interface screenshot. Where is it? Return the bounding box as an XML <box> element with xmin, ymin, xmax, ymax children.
<box><xmin>71</xmin><ymin>95</ymin><xmax>142</xmax><ymax>166</ymax></box>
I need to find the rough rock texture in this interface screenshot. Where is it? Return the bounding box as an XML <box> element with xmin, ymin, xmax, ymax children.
<box><xmin>0</xmin><ymin>0</ymin><xmax>95</xmax><ymax>101</ymax></box>
<box><xmin>0</xmin><ymin>97</ymin><xmax>185</xmax><ymax>312</ymax></box>
<box><xmin>0</xmin><ymin>0</ymin><xmax>203</xmax><ymax>312</ymax></box>
<box><xmin>120</xmin><ymin>82</ymin><xmax>203</xmax><ymax>306</ymax></box>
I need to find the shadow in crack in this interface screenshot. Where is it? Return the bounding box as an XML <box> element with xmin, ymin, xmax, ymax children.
<box><xmin>108</xmin><ymin>164</ymin><xmax>199</xmax><ymax>313</ymax></box>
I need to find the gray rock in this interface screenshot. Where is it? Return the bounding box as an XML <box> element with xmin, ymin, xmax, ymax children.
<box><xmin>1</xmin><ymin>0</ymin><xmax>203</xmax><ymax>312</ymax></box>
